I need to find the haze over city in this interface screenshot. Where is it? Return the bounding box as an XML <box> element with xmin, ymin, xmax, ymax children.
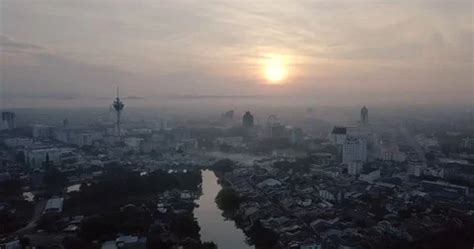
<box><xmin>0</xmin><ymin>1</ymin><xmax>474</xmax><ymax>249</ymax></box>
<box><xmin>1</xmin><ymin>0</ymin><xmax>473</xmax><ymax>108</ymax></box>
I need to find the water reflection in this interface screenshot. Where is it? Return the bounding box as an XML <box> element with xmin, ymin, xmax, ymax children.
<box><xmin>195</xmin><ymin>170</ymin><xmax>253</xmax><ymax>249</ymax></box>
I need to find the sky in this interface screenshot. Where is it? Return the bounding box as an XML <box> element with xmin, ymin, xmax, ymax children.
<box><xmin>0</xmin><ymin>0</ymin><xmax>473</xmax><ymax>107</ymax></box>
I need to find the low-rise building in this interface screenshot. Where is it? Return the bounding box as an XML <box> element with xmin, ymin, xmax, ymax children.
<box><xmin>26</xmin><ymin>147</ymin><xmax>72</xmax><ymax>168</ymax></box>
<box><xmin>215</xmin><ymin>136</ymin><xmax>244</xmax><ymax>148</ymax></box>
<box><xmin>359</xmin><ymin>169</ymin><xmax>380</xmax><ymax>183</ymax></box>
<box><xmin>347</xmin><ymin>162</ymin><xmax>363</xmax><ymax>175</ymax></box>
<box><xmin>421</xmin><ymin>180</ymin><xmax>469</xmax><ymax>197</ymax></box>
<box><xmin>43</xmin><ymin>197</ymin><xmax>64</xmax><ymax>214</ymax></box>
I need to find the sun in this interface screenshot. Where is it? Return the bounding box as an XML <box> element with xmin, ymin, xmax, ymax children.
<box><xmin>264</xmin><ymin>54</ymin><xmax>288</xmax><ymax>84</ymax></box>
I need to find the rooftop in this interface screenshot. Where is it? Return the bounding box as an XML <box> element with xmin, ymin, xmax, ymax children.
<box><xmin>331</xmin><ymin>127</ymin><xmax>347</xmax><ymax>135</ymax></box>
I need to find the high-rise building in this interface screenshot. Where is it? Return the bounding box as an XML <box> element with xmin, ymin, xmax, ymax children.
<box><xmin>242</xmin><ymin>111</ymin><xmax>254</xmax><ymax>128</ymax></box>
<box><xmin>343</xmin><ymin>136</ymin><xmax>367</xmax><ymax>163</ymax></box>
<box><xmin>290</xmin><ymin>127</ymin><xmax>304</xmax><ymax>145</ymax></box>
<box><xmin>330</xmin><ymin>126</ymin><xmax>347</xmax><ymax>146</ymax></box>
<box><xmin>1</xmin><ymin>112</ymin><xmax>15</xmax><ymax>130</ymax></box>
<box><xmin>360</xmin><ymin>106</ymin><xmax>368</xmax><ymax>125</ymax></box>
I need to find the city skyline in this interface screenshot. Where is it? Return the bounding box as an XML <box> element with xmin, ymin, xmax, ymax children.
<box><xmin>0</xmin><ymin>1</ymin><xmax>473</xmax><ymax>248</ymax></box>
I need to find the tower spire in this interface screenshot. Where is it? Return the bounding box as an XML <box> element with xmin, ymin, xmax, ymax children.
<box><xmin>112</xmin><ymin>86</ymin><xmax>125</xmax><ymax>139</ymax></box>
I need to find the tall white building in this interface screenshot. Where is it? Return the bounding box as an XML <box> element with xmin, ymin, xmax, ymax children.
<box><xmin>330</xmin><ymin>107</ymin><xmax>373</xmax><ymax>163</ymax></box>
<box><xmin>343</xmin><ymin>136</ymin><xmax>367</xmax><ymax>163</ymax></box>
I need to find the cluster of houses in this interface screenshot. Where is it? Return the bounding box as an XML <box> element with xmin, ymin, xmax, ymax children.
<box><xmin>218</xmin><ymin>152</ymin><xmax>474</xmax><ymax>249</ymax></box>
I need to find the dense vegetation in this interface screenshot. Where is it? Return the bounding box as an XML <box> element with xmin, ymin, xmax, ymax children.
<box><xmin>146</xmin><ymin>214</ymin><xmax>202</xmax><ymax>248</ymax></box>
<box><xmin>248</xmin><ymin>221</ymin><xmax>279</xmax><ymax>249</ymax></box>
<box><xmin>0</xmin><ymin>202</ymin><xmax>33</xmax><ymax>234</ymax></box>
<box><xmin>0</xmin><ymin>179</ymin><xmax>22</xmax><ymax>198</ymax></box>
<box><xmin>0</xmin><ymin>179</ymin><xmax>34</xmax><ymax>234</ymax></box>
<box><xmin>215</xmin><ymin>188</ymin><xmax>241</xmax><ymax>212</ymax></box>
<box><xmin>211</xmin><ymin>159</ymin><xmax>235</xmax><ymax>173</ymax></box>
<box><xmin>44</xmin><ymin>166</ymin><xmax>68</xmax><ymax>192</ymax></box>
<box><xmin>80</xmin><ymin>207</ymin><xmax>153</xmax><ymax>241</ymax></box>
<box><xmin>61</xmin><ymin>166</ymin><xmax>210</xmax><ymax>248</ymax></box>
<box><xmin>67</xmin><ymin>166</ymin><xmax>201</xmax><ymax>212</ymax></box>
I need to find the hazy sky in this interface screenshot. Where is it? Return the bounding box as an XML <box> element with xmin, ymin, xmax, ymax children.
<box><xmin>1</xmin><ymin>0</ymin><xmax>473</xmax><ymax>106</ymax></box>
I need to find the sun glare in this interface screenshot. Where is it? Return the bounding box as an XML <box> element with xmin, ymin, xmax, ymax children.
<box><xmin>264</xmin><ymin>54</ymin><xmax>288</xmax><ymax>84</ymax></box>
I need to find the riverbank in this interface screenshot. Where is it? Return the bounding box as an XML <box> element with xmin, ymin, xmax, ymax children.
<box><xmin>194</xmin><ymin>170</ymin><xmax>253</xmax><ymax>249</ymax></box>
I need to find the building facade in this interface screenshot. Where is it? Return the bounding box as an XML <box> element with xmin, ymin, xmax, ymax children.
<box><xmin>1</xmin><ymin>111</ymin><xmax>16</xmax><ymax>130</ymax></box>
<box><xmin>343</xmin><ymin>137</ymin><xmax>367</xmax><ymax>163</ymax></box>
<box><xmin>242</xmin><ymin>111</ymin><xmax>254</xmax><ymax>128</ymax></box>
<box><xmin>360</xmin><ymin>106</ymin><xmax>369</xmax><ymax>125</ymax></box>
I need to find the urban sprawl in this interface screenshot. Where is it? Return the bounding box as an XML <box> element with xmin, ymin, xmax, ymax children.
<box><xmin>1</xmin><ymin>96</ymin><xmax>473</xmax><ymax>249</ymax></box>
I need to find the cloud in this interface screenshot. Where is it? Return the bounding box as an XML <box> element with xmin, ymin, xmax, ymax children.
<box><xmin>0</xmin><ymin>47</ymin><xmax>258</xmax><ymax>98</ymax></box>
<box><xmin>335</xmin><ymin>43</ymin><xmax>424</xmax><ymax>60</ymax></box>
<box><xmin>0</xmin><ymin>1</ymin><xmax>472</xmax><ymax>107</ymax></box>
<box><xmin>1</xmin><ymin>52</ymin><xmax>147</xmax><ymax>97</ymax></box>
<box><xmin>0</xmin><ymin>34</ymin><xmax>43</xmax><ymax>53</ymax></box>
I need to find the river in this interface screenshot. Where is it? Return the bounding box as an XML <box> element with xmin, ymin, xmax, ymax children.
<box><xmin>195</xmin><ymin>170</ymin><xmax>253</xmax><ymax>249</ymax></box>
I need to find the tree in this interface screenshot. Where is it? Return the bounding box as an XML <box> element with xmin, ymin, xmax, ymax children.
<box><xmin>168</xmin><ymin>215</ymin><xmax>201</xmax><ymax>238</ymax></box>
<box><xmin>37</xmin><ymin>214</ymin><xmax>61</xmax><ymax>232</ymax></box>
<box><xmin>62</xmin><ymin>236</ymin><xmax>89</xmax><ymax>249</ymax></box>
<box><xmin>202</xmin><ymin>242</ymin><xmax>218</xmax><ymax>249</ymax></box>
<box><xmin>0</xmin><ymin>179</ymin><xmax>22</xmax><ymax>197</ymax></box>
<box><xmin>44</xmin><ymin>167</ymin><xmax>68</xmax><ymax>191</ymax></box>
<box><xmin>146</xmin><ymin>235</ymin><xmax>173</xmax><ymax>249</ymax></box>
<box><xmin>79</xmin><ymin>216</ymin><xmax>117</xmax><ymax>241</ymax></box>
<box><xmin>215</xmin><ymin>188</ymin><xmax>241</xmax><ymax>212</ymax></box>
<box><xmin>211</xmin><ymin>159</ymin><xmax>235</xmax><ymax>172</ymax></box>
<box><xmin>248</xmin><ymin>221</ymin><xmax>278</xmax><ymax>248</ymax></box>
<box><xmin>19</xmin><ymin>236</ymin><xmax>30</xmax><ymax>249</ymax></box>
